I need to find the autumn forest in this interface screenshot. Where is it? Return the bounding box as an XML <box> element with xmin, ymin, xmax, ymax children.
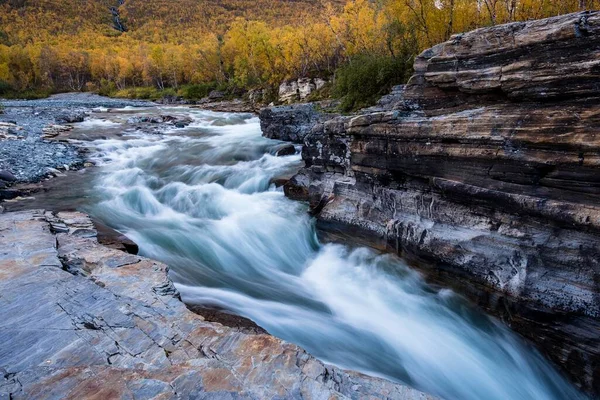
<box><xmin>0</xmin><ymin>0</ymin><xmax>596</xmax><ymax>105</ymax></box>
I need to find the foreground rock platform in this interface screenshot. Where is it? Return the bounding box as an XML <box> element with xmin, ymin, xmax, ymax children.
<box><xmin>0</xmin><ymin>210</ymin><xmax>433</xmax><ymax>400</ymax></box>
<box><xmin>261</xmin><ymin>11</ymin><xmax>600</xmax><ymax>396</ymax></box>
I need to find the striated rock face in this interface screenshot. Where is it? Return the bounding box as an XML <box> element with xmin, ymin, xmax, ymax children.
<box><xmin>0</xmin><ymin>210</ymin><xmax>434</xmax><ymax>400</ymax></box>
<box><xmin>262</xmin><ymin>11</ymin><xmax>600</xmax><ymax>396</ymax></box>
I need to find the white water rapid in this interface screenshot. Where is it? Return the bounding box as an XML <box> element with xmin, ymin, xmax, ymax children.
<box><xmin>80</xmin><ymin>108</ymin><xmax>585</xmax><ymax>400</ymax></box>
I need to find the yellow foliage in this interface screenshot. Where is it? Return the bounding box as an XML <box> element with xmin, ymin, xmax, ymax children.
<box><xmin>0</xmin><ymin>0</ymin><xmax>592</xmax><ymax>94</ymax></box>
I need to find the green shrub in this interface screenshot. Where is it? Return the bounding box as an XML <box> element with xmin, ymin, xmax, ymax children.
<box><xmin>333</xmin><ymin>54</ymin><xmax>414</xmax><ymax>112</ymax></box>
<box><xmin>98</xmin><ymin>79</ymin><xmax>117</xmax><ymax>97</ymax></box>
<box><xmin>13</xmin><ymin>89</ymin><xmax>52</xmax><ymax>99</ymax></box>
<box><xmin>177</xmin><ymin>83</ymin><xmax>217</xmax><ymax>100</ymax></box>
<box><xmin>112</xmin><ymin>86</ymin><xmax>176</xmax><ymax>101</ymax></box>
<box><xmin>0</xmin><ymin>81</ymin><xmax>51</xmax><ymax>100</ymax></box>
<box><xmin>0</xmin><ymin>80</ymin><xmax>13</xmax><ymax>96</ymax></box>
<box><xmin>306</xmin><ymin>81</ymin><xmax>333</xmax><ymax>103</ymax></box>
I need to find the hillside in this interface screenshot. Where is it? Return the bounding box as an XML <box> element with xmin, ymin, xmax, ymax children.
<box><xmin>121</xmin><ymin>0</ymin><xmax>342</xmax><ymax>31</ymax></box>
<box><xmin>0</xmin><ymin>0</ymin><xmax>119</xmax><ymax>42</ymax></box>
<box><xmin>0</xmin><ymin>0</ymin><xmax>593</xmax><ymax>103</ymax></box>
<box><xmin>0</xmin><ymin>0</ymin><xmax>344</xmax><ymax>44</ymax></box>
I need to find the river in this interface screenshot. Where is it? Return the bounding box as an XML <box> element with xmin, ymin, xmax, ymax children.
<box><xmin>8</xmin><ymin>106</ymin><xmax>586</xmax><ymax>400</ymax></box>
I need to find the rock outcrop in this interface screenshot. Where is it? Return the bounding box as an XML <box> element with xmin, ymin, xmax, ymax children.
<box><xmin>260</xmin><ymin>103</ymin><xmax>340</xmax><ymax>144</ymax></box>
<box><xmin>0</xmin><ymin>210</ymin><xmax>434</xmax><ymax>399</ymax></box>
<box><xmin>261</xmin><ymin>11</ymin><xmax>600</xmax><ymax>396</ymax></box>
<box><xmin>278</xmin><ymin>78</ymin><xmax>329</xmax><ymax>104</ymax></box>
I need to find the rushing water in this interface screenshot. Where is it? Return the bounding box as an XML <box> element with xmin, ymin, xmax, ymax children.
<box><xmin>42</xmin><ymin>108</ymin><xmax>586</xmax><ymax>399</ymax></box>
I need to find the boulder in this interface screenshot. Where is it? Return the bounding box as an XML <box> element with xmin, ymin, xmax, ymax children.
<box><xmin>259</xmin><ymin>103</ymin><xmax>338</xmax><ymax>144</ymax></box>
<box><xmin>278</xmin><ymin>80</ymin><xmax>299</xmax><ymax>104</ymax></box>
<box><xmin>0</xmin><ymin>170</ymin><xmax>17</xmax><ymax>182</ymax></box>
<box><xmin>278</xmin><ymin>78</ymin><xmax>329</xmax><ymax>103</ymax></box>
<box><xmin>208</xmin><ymin>90</ymin><xmax>225</xmax><ymax>100</ymax></box>
<box><xmin>126</xmin><ymin>116</ymin><xmax>149</xmax><ymax>124</ymax></box>
<box><xmin>55</xmin><ymin>111</ymin><xmax>86</xmax><ymax>124</ymax></box>
<box><xmin>273</xmin><ymin>143</ymin><xmax>296</xmax><ymax>157</ymax></box>
<box><xmin>298</xmin><ymin>77</ymin><xmax>316</xmax><ymax>100</ymax></box>
<box><xmin>42</xmin><ymin>124</ymin><xmax>73</xmax><ymax>139</ymax></box>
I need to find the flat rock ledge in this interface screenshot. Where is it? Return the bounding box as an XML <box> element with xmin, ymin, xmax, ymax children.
<box><xmin>0</xmin><ymin>210</ymin><xmax>434</xmax><ymax>400</ymax></box>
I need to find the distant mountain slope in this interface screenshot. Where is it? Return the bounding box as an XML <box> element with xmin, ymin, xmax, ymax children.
<box><xmin>122</xmin><ymin>0</ymin><xmax>340</xmax><ymax>29</ymax></box>
<box><xmin>0</xmin><ymin>0</ymin><xmax>119</xmax><ymax>42</ymax></box>
<box><xmin>0</xmin><ymin>0</ymin><xmax>343</xmax><ymax>44</ymax></box>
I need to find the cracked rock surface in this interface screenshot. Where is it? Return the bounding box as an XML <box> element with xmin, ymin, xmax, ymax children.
<box><xmin>0</xmin><ymin>210</ymin><xmax>434</xmax><ymax>400</ymax></box>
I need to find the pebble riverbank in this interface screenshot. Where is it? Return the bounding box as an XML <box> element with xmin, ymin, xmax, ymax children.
<box><xmin>0</xmin><ymin>93</ymin><xmax>152</xmax><ymax>184</ymax></box>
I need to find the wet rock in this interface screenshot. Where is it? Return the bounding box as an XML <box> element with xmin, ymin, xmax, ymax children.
<box><xmin>126</xmin><ymin>116</ymin><xmax>148</xmax><ymax>124</ymax></box>
<box><xmin>188</xmin><ymin>305</ymin><xmax>268</xmax><ymax>335</ymax></box>
<box><xmin>161</xmin><ymin>114</ymin><xmax>193</xmax><ymax>127</ymax></box>
<box><xmin>0</xmin><ymin>210</ymin><xmax>435</xmax><ymax>400</ymax></box>
<box><xmin>284</xmin><ymin>172</ymin><xmax>311</xmax><ymax>201</ymax></box>
<box><xmin>271</xmin><ymin>177</ymin><xmax>289</xmax><ymax>188</ymax></box>
<box><xmin>0</xmin><ymin>170</ymin><xmax>16</xmax><ymax>182</ymax></box>
<box><xmin>273</xmin><ymin>143</ymin><xmax>296</xmax><ymax>157</ymax></box>
<box><xmin>42</xmin><ymin>124</ymin><xmax>73</xmax><ymax>139</ymax></box>
<box><xmin>127</xmin><ymin>115</ymin><xmax>192</xmax><ymax>129</ymax></box>
<box><xmin>55</xmin><ymin>111</ymin><xmax>86</xmax><ymax>124</ymax></box>
<box><xmin>262</xmin><ymin>11</ymin><xmax>600</xmax><ymax>396</ymax></box>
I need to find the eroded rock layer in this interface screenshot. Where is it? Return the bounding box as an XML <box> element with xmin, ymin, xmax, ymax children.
<box><xmin>264</xmin><ymin>11</ymin><xmax>600</xmax><ymax>395</ymax></box>
<box><xmin>0</xmin><ymin>210</ymin><xmax>433</xmax><ymax>400</ymax></box>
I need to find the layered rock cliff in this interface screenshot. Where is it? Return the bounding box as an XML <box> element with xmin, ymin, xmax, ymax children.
<box><xmin>261</xmin><ymin>11</ymin><xmax>600</xmax><ymax>396</ymax></box>
<box><xmin>0</xmin><ymin>210</ymin><xmax>433</xmax><ymax>399</ymax></box>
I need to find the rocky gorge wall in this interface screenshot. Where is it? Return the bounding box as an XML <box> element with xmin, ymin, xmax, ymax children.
<box><xmin>261</xmin><ymin>12</ymin><xmax>600</xmax><ymax>396</ymax></box>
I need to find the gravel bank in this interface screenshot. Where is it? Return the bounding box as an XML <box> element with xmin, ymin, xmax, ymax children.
<box><xmin>0</xmin><ymin>93</ymin><xmax>152</xmax><ymax>183</ymax></box>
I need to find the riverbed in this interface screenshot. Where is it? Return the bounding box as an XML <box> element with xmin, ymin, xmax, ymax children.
<box><xmin>3</xmin><ymin>104</ymin><xmax>587</xmax><ymax>400</ymax></box>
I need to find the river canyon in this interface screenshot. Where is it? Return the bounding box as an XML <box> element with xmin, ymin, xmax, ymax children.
<box><xmin>1</xmin><ymin>11</ymin><xmax>599</xmax><ymax>400</ymax></box>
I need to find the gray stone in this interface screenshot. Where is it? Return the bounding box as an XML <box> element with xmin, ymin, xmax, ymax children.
<box><xmin>259</xmin><ymin>103</ymin><xmax>338</xmax><ymax>144</ymax></box>
<box><xmin>55</xmin><ymin>111</ymin><xmax>86</xmax><ymax>124</ymax></box>
<box><xmin>0</xmin><ymin>170</ymin><xmax>16</xmax><ymax>182</ymax></box>
<box><xmin>0</xmin><ymin>210</ymin><xmax>435</xmax><ymax>400</ymax></box>
<box><xmin>278</xmin><ymin>80</ymin><xmax>299</xmax><ymax>104</ymax></box>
